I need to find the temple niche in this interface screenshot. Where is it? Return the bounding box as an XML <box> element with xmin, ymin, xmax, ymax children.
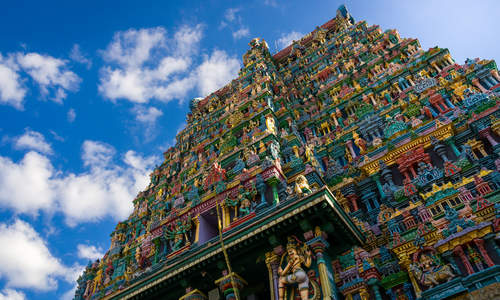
<box><xmin>75</xmin><ymin>4</ymin><xmax>500</xmax><ymax>300</ymax></box>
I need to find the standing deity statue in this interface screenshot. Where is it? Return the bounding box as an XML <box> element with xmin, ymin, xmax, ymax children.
<box><xmin>266</xmin><ymin>115</ymin><xmax>277</xmax><ymax>135</ymax></box>
<box><xmin>278</xmin><ymin>236</ymin><xmax>312</xmax><ymax>300</ymax></box>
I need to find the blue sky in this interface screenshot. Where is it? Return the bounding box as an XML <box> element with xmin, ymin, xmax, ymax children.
<box><xmin>0</xmin><ymin>1</ymin><xmax>498</xmax><ymax>299</ymax></box>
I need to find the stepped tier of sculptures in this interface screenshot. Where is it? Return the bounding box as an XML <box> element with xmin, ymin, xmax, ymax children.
<box><xmin>75</xmin><ymin>5</ymin><xmax>500</xmax><ymax>300</ymax></box>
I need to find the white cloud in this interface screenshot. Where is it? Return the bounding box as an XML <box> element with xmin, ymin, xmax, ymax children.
<box><xmin>77</xmin><ymin>244</ymin><xmax>104</xmax><ymax>261</ymax></box>
<box><xmin>16</xmin><ymin>53</ymin><xmax>81</xmax><ymax>103</ymax></box>
<box><xmin>0</xmin><ymin>219</ymin><xmax>72</xmax><ymax>291</ymax></box>
<box><xmin>98</xmin><ymin>26</ymin><xmax>202</xmax><ymax>103</ymax></box>
<box><xmin>67</xmin><ymin>108</ymin><xmax>76</xmax><ymax>123</ymax></box>
<box><xmin>196</xmin><ymin>50</ymin><xmax>240</xmax><ymax>97</ymax></box>
<box><xmin>81</xmin><ymin>140</ymin><xmax>115</xmax><ymax>169</ymax></box>
<box><xmin>69</xmin><ymin>44</ymin><xmax>92</xmax><ymax>69</ymax></box>
<box><xmin>99</xmin><ymin>25</ymin><xmax>241</xmax><ymax>106</ymax></box>
<box><xmin>0</xmin><ymin>151</ymin><xmax>55</xmax><ymax>214</ymax></box>
<box><xmin>0</xmin><ymin>289</ymin><xmax>26</xmax><ymax>300</ymax></box>
<box><xmin>14</xmin><ymin>129</ymin><xmax>53</xmax><ymax>155</ymax></box>
<box><xmin>0</xmin><ymin>55</ymin><xmax>26</xmax><ymax>110</ymax></box>
<box><xmin>232</xmin><ymin>27</ymin><xmax>250</xmax><ymax>39</ymax></box>
<box><xmin>224</xmin><ymin>8</ymin><xmax>240</xmax><ymax>22</ymax></box>
<box><xmin>58</xmin><ymin>145</ymin><xmax>158</xmax><ymax>225</ymax></box>
<box><xmin>133</xmin><ymin>106</ymin><xmax>163</xmax><ymax>123</ymax></box>
<box><xmin>0</xmin><ymin>140</ymin><xmax>159</xmax><ymax>226</ymax></box>
<box><xmin>276</xmin><ymin>31</ymin><xmax>303</xmax><ymax>49</ymax></box>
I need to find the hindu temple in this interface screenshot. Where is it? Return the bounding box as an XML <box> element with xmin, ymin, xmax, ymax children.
<box><xmin>74</xmin><ymin>5</ymin><xmax>500</xmax><ymax>300</ymax></box>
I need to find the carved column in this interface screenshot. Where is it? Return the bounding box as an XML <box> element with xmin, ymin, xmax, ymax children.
<box><xmin>445</xmin><ymin>138</ymin><xmax>461</xmax><ymax>157</ymax></box>
<box><xmin>214</xmin><ymin>271</ymin><xmax>247</xmax><ymax>300</ymax></box>
<box><xmin>346</xmin><ymin>140</ymin><xmax>357</xmax><ymax>159</ymax></box>
<box><xmin>402</xmin><ymin>258</ymin><xmax>421</xmax><ymax>298</ymax></box>
<box><xmin>372</xmin><ymin>175</ymin><xmax>386</xmax><ymax>200</ymax></box>
<box><xmin>491</xmin><ymin>69</ymin><xmax>500</xmax><ymax>83</ymax></box>
<box><xmin>193</xmin><ymin>215</ymin><xmax>200</xmax><ymax>243</ymax></box>
<box><xmin>472</xmin><ymin>78</ymin><xmax>488</xmax><ymax>93</ymax></box>
<box><xmin>453</xmin><ymin>245</ymin><xmax>474</xmax><ymax>275</ymax></box>
<box><xmin>369</xmin><ymin>282</ymin><xmax>383</xmax><ymax>300</ymax></box>
<box><xmin>306</xmin><ymin>228</ymin><xmax>338</xmax><ymax>300</ymax></box>
<box><xmin>267</xmin><ymin>177</ymin><xmax>280</xmax><ymax>206</ymax></box>
<box><xmin>473</xmin><ymin>238</ymin><xmax>495</xmax><ymax>267</ymax></box>
<box><xmin>479</xmin><ymin>128</ymin><xmax>498</xmax><ymax>147</ymax></box>
<box><xmin>265</xmin><ymin>252</ymin><xmax>280</xmax><ymax>300</ymax></box>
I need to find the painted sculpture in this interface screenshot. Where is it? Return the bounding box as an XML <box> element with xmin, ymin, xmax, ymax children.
<box><xmin>74</xmin><ymin>4</ymin><xmax>500</xmax><ymax>300</ymax></box>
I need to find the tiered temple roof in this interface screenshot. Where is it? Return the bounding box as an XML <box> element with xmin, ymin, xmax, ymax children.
<box><xmin>75</xmin><ymin>5</ymin><xmax>500</xmax><ymax>300</ymax></box>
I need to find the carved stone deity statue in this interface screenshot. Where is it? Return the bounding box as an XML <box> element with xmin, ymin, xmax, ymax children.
<box><xmin>278</xmin><ymin>237</ymin><xmax>312</xmax><ymax>300</ymax></box>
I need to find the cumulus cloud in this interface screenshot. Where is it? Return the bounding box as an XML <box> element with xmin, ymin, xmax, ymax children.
<box><xmin>0</xmin><ymin>289</ymin><xmax>26</xmax><ymax>300</ymax></box>
<box><xmin>0</xmin><ymin>219</ymin><xmax>74</xmax><ymax>291</ymax></box>
<box><xmin>276</xmin><ymin>31</ymin><xmax>304</xmax><ymax>50</ymax></box>
<box><xmin>0</xmin><ymin>140</ymin><xmax>159</xmax><ymax>225</ymax></box>
<box><xmin>220</xmin><ymin>8</ymin><xmax>252</xmax><ymax>41</ymax></box>
<box><xmin>232</xmin><ymin>27</ymin><xmax>250</xmax><ymax>39</ymax></box>
<box><xmin>69</xmin><ymin>44</ymin><xmax>92</xmax><ymax>69</ymax></box>
<box><xmin>13</xmin><ymin>129</ymin><xmax>53</xmax><ymax>155</ymax></box>
<box><xmin>98</xmin><ymin>26</ymin><xmax>201</xmax><ymax>103</ymax></box>
<box><xmin>133</xmin><ymin>106</ymin><xmax>163</xmax><ymax>123</ymax></box>
<box><xmin>77</xmin><ymin>244</ymin><xmax>104</xmax><ymax>261</ymax></box>
<box><xmin>59</xmin><ymin>141</ymin><xmax>158</xmax><ymax>225</ymax></box>
<box><xmin>0</xmin><ymin>55</ymin><xmax>26</xmax><ymax>109</ymax></box>
<box><xmin>0</xmin><ymin>151</ymin><xmax>55</xmax><ymax>214</ymax></box>
<box><xmin>196</xmin><ymin>50</ymin><xmax>240</xmax><ymax>97</ymax></box>
<box><xmin>16</xmin><ymin>52</ymin><xmax>81</xmax><ymax>103</ymax></box>
<box><xmin>0</xmin><ymin>50</ymin><xmax>80</xmax><ymax>109</ymax></box>
<box><xmin>99</xmin><ymin>25</ymin><xmax>241</xmax><ymax>105</ymax></box>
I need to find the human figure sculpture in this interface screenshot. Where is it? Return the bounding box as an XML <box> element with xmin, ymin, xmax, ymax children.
<box><xmin>266</xmin><ymin>115</ymin><xmax>277</xmax><ymax>135</ymax></box>
<box><xmin>164</xmin><ymin>217</ymin><xmax>192</xmax><ymax>251</ymax></box>
<box><xmin>409</xmin><ymin>252</ymin><xmax>455</xmax><ymax>288</ymax></box>
<box><xmin>294</xmin><ymin>175</ymin><xmax>312</xmax><ymax>196</ymax></box>
<box><xmin>352</xmin><ymin>131</ymin><xmax>367</xmax><ymax>153</ymax></box>
<box><xmin>278</xmin><ymin>237</ymin><xmax>312</xmax><ymax>300</ymax></box>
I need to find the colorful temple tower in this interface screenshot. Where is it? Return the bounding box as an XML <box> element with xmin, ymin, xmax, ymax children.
<box><xmin>75</xmin><ymin>5</ymin><xmax>500</xmax><ymax>300</ymax></box>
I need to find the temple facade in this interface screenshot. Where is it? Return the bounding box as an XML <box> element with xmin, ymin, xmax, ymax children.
<box><xmin>74</xmin><ymin>5</ymin><xmax>500</xmax><ymax>300</ymax></box>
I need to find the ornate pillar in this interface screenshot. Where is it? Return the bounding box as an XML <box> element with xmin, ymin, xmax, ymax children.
<box><xmin>193</xmin><ymin>215</ymin><xmax>200</xmax><ymax>243</ymax></box>
<box><xmin>370</xmin><ymin>283</ymin><xmax>383</xmax><ymax>300</ymax></box>
<box><xmin>491</xmin><ymin>69</ymin><xmax>500</xmax><ymax>83</ymax></box>
<box><xmin>486</xmin><ymin>235</ymin><xmax>500</xmax><ymax>257</ymax></box>
<box><xmin>306</xmin><ymin>228</ymin><xmax>338</xmax><ymax>300</ymax></box>
<box><xmin>453</xmin><ymin>245</ymin><xmax>474</xmax><ymax>275</ymax></box>
<box><xmin>346</xmin><ymin>193</ymin><xmax>359</xmax><ymax>211</ymax></box>
<box><xmin>267</xmin><ymin>177</ymin><xmax>280</xmax><ymax>206</ymax></box>
<box><xmin>214</xmin><ymin>271</ymin><xmax>247</xmax><ymax>300</ymax></box>
<box><xmin>373</xmin><ymin>175</ymin><xmax>386</xmax><ymax>200</ymax></box>
<box><xmin>472</xmin><ymin>78</ymin><xmax>488</xmax><ymax>93</ymax></box>
<box><xmin>473</xmin><ymin>239</ymin><xmax>495</xmax><ymax>267</ymax></box>
<box><xmin>256</xmin><ymin>175</ymin><xmax>268</xmax><ymax>209</ymax></box>
<box><xmin>346</xmin><ymin>140</ymin><xmax>357</xmax><ymax>159</ymax></box>
<box><xmin>479</xmin><ymin>128</ymin><xmax>498</xmax><ymax>147</ymax></box>
<box><xmin>431</xmin><ymin>62</ymin><xmax>441</xmax><ymax>72</ymax></box>
<box><xmin>401</xmin><ymin>258</ymin><xmax>421</xmax><ymax>298</ymax></box>
<box><xmin>265</xmin><ymin>252</ymin><xmax>280</xmax><ymax>300</ymax></box>
<box><xmin>446</xmin><ymin>138</ymin><xmax>461</xmax><ymax>157</ymax></box>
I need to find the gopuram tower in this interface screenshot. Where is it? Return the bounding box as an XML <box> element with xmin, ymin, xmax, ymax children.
<box><xmin>75</xmin><ymin>5</ymin><xmax>500</xmax><ymax>300</ymax></box>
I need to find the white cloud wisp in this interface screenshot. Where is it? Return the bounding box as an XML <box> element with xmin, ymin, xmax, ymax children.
<box><xmin>0</xmin><ymin>138</ymin><xmax>159</xmax><ymax>226</ymax></box>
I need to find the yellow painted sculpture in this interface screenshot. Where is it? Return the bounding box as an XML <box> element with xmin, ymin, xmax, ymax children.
<box><xmin>294</xmin><ymin>175</ymin><xmax>312</xmax><ymax>196</ymax></box>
